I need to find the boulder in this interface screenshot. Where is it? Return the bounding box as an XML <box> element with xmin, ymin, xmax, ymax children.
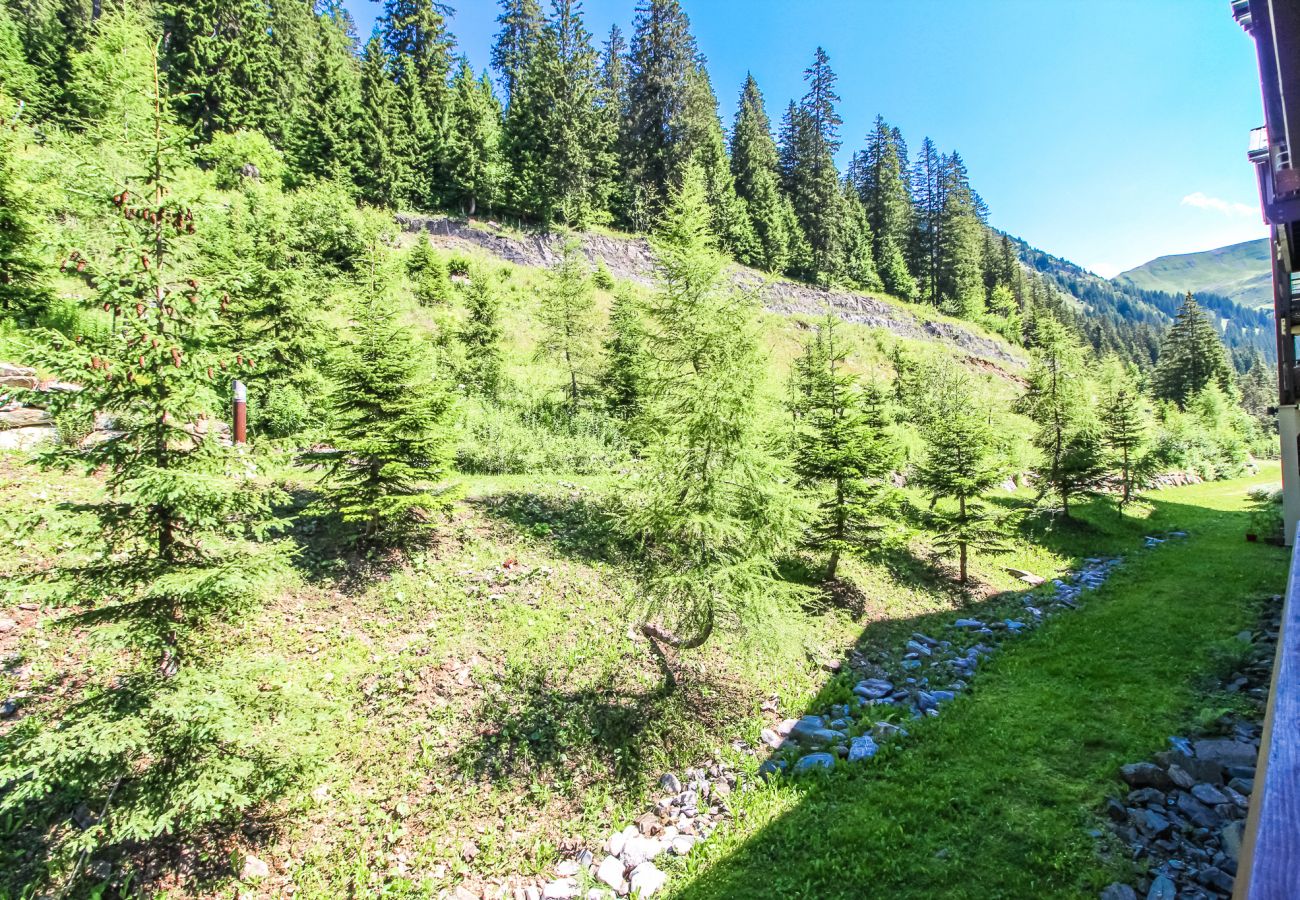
<box><xmin>848</xmin><ymin>735</ymin><xmax>879</xmax><ymax>762</ymax></box>
<box><xmin>1120</xmin><ymin>763</ymin><xmax>1173</xmax><ymax>790</ymax></box>
<box><xmin>792</xmin><ymin>752</ymin><xmax>836</xmax><ymax>773</ymax></box>
<box><xmin>853</xmin><ymin>678</ymin><xmax>893</xmax><ymax>700</ymax></box>
<box><xmin>0</xmin><ymin>407</ymin><xmax>52</xmax><ymax>428</ymax></box>
<box><xmin>0</xmin><ymin>425</ymin><xmax>56</xmax><ymax>450</ymax></box>
<box><xmin>240</xmin><ymin>855</ymin><xmax>270</xmax><ymax>881</ymax></box>
<box><xmin>628</xmin><ymin>862</ymin><xmax>667</xmax><ymax>897</ymax></box>
<box><xmin>619</xmin><ymin>836</ymin><xmax>663</xmax><ymax>868</ymax></box>
<box><xmin>595</xmin><ymin>855</ymin><xmax>625</xmax><ymax>893</ymax></box>
<box><xmin>1192</xmin><ymin>739</ymin><xmax>1257</xmax><ymax>770</ymax></box>
<box><xmin>1146</xmin><ymin>874</ymin><xmax>1176</xmax><ymax>900</ymax></box>
<box><xmin>541</xmin><ymin>879</ymin><xmax>579</xmax><ymax>899</ymax></box>
<box><xmin>1099</xmin><ymin>884</ymin><xmax>1137</xmax><ymax>900</ymax></box>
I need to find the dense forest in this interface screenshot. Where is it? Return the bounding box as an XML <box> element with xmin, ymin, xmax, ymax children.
<box><xmin>0</xmin><ymin>0</ymin><xmax>1283</xmax><ymax>896</ymax></box>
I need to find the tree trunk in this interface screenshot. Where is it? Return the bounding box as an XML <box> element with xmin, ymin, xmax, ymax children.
<box><xmin>640</xmin><ymin>606</ymin><xmax>715</xmax><ymax>693</ymax></box>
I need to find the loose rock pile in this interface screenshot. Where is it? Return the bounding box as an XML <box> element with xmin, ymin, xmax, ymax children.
<box><xmin>1099</xmin><ymin>599</ymin><xmax>1279</xmax><ymax>900</ymax></box>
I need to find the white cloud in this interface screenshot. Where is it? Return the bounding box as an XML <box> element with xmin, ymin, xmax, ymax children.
<box><xmin>1180</xmin><ymin>191</ymin><xmax>1255</xmax><ymax>218</ymax></box>
<box><xmin>1088</xmin><ymin>261</ymin><xmax>1122</xmax><ymax>278</ymax></box>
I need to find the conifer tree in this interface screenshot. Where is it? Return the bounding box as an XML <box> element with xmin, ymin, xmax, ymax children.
<box><xmin>0</xmin><ymin>3</ymin><xmax>42</xmax><ymax>110</ymax></box>
<box><xmin>681</xmin><ymin>64</ymin><xmax>758</xmax><ymax>263</ymax></box>
<box><xmin>789</xmin><ymin>313</ymin><xmax>898</xmax><ymax>580</ymax></box>
<box><xmin>730</xmin><ymin>74</ymin><xmax>796</xmax><ymax>274</ymax></box>
<box><xmin>1098</xmin><ymin>359</ymin><xmax>1149</xmax><ymax>508</ymax></box>
<box><xmin>781</xmin><ymin>49</ymin><xmax>848</xmax><ymax>285</ymax></box>
<box><xmin>445</xmin><ymin>59</ymin><xmax>503</xmax><ymax>216</ymax></box>
<box><xmin>601</xmin><ymin>282</ymin><xmax>646</xmax><ymax>420</ymax></box>
<box><xmin>358</xmin><ymin>36</ymin><xmax>409</xmax><ymax>207</ymax></box>
<box><xmin>491</xmin><ymin>0</ymin><xmax>543</xmax><ymax>108</ymax></box>
<box><xmin>458</xmin><ymin>264</ymin><xmax>503</xmax><ymax>398</ymax></box>
<box><xmin>593</xmin><ymin>23</ymin><xmax>627</xmax><ymax>216</ymax></box>
<box><xmin>840</xmin><ymin>183</ymin><xmax>881</xmax><ymax>290</ymax></box>
<box><xmin>936</xmin><ymin>152</ymin><xmax>985</xmax><ymax>319</ymax></box>
<box><xmin>3</xmin><ymin>52</ymin><xmax>295</xmax><ymax>869</ymax></box>
<box><xmin>1152</xmin><ymin>292</ymin><xmax>1235</xmax><ymax>408</ymax></box>
<box><xmin>621</xmin><ymin>0</ymin><xmax>698</xmax><ymax>227</ymax></box>
<box><xmin>537</xmin><ymin>238</ymin><xmax>599</xmax><ymax>408</ymax></box>
<box><xmin>0</xmin><ymin>109</ymin><xmax>48</xmax><ymax>320</ymax></box>
<box><xmin>1019</xmin><ymin>318</ymin><xmax>1106</xmax><ymax>517</ymax></box>
<box><xmin>407</xmin><ymin>236</ymin><xmax>451</xmax><ymax>306</ymax></box>
<box><xmin>855</xmin><ymin>116</ymin><xmax>915</xmax><ymax>299</ymax></box>
<box><xmin>289</xmin><ymin>12</ymin><xmax>364</xmax><ymax>187</ymax></box>
<box><xmin>913</xmin><ymin>363</ymin><xmax>1007</xmax><ymax>584</ymax></box>
<box><xmin>391</xmin><ymin>52</ymin><xmax>440</xmax><ymax>207</ymax></box>
<box><xmin>909</xmin><ymin>137</ymin><xmax>945</xmax><ymax>306</ymax></box>
<box><xmin>321</xmin><ymin>244</ymin><xmax>459</xmax><ymax>544</ymax></box>
<box><xmin>619</xmin><ymin>164</ymin><xmax>802</xmax><ymax>671</ymax></box>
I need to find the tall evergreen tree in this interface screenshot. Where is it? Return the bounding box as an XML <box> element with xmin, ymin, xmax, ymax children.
<box><xmin>909</xmin><ymin>136</ymin><xmax>945</xmax><ymax>306</ymax></box>
<box><xmin>681</xmin><ymin>63</ymin><xmax>758</xmax><ymax>262</ymax></box>
<box><xmin>840</xmin><ymin>183</ymin><xmax>881</xmax><ymax>290</ymax></box>
<box><xmin>913</xmin><ymin>363</ymin><xmax>1007</xmax><ymax>584</ymax></box>
<box><xmin>620</xmin><ymin>0</ymin><xmax>698</xmax><ymax>229</ymax></box>
<box><xmin>1098</xmin><ymin>359</ymin><xmax>1149</xmax><ymax>509</ymax></box>
<box><xmin>619</xmin><ymin>164</ymin><xmax>802</xmax><ymax>671</ymax></box>
<box><xmin>380</xmin><ymin>0</ymin><xmax>455</xmax><ymax>203</ymax></box>
<box><xmin>936</xmin><ymin>152</ymin><xmax>985</xmax><ymax>319</ymax></box>
<box><xmin>537</xmin><ymin>238</ymin><xmax>599</xmax><ymax>407</ymax></box>
<box><xmin>0</xmin><ymin>110</ymin><xmax>48</xmax><ymax>320</ymax></box>
<box><xmin>601</xmin><ymin>282</ymin><xmax>646</xmax><ymax>420</ymax></box>
<box><xmin>1152</xmin><ymin>292</ymin><xmax>1235</xmax><ymax>407</ymax></box>
<box><xmin>789</xmin><ymin>313</ymin><xmax>898</xmax><ymax>580</ymax></box>
<box><xmin>1019</xmin><ymin>318</ymin><xmax>1106</xmax><ymax>517</ymax></box>
<box><xmin>289</xmin><ymin>13</ymin><xmax>364</xmax><ymax>187</ymax></box>
<box><xmin>854</xmin><ymin>116</ymin><xmax>915</xmax><ymax>299</ymax></box>
<box><xmin>490</xmin><ymin>0</ymin><xmax>543</xmax><ymax>108</ymax></box>
<box><xmin>357</xmin><ymin>35</ymin><xmax>408</xmax><ymax>207</ymax></box>
<box><xmin>445</xmin><ymin>59</ymin><xmax>504</xmax><ymax>216</ymax></box>
<box><xmin>730</xmin><ymin>74</ymin><xmax>797</xmax><ymax>274</ymax></box>
<box><xmin>459</xmin><ymin>264</ymin><xmax>503</xmax><ymax>398</ymax></box>
<box><xmin>321</xmin><ymin>245</ymin><xmax>459</xmax><ymax>544</ymax></box>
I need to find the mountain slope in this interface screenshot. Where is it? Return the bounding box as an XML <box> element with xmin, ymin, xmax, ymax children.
<box><xmin>1115</xmin><ymin>238</ymin><xmax>1272</xmax><ymax>309</ymax></box>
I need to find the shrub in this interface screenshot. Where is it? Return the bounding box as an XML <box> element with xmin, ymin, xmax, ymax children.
<box><xmin>288</xmin><ymin>182</ymin><xmax>368</xmax><ymax>271</ymax></box>
<box><xmin>457</xmin><ymin>399</ymin><xmax>631</xmax><ymax>475</ymax></box>
<box><xmin>204</xmin><ymin>130</ymin><xmax>286</xmax><ymax>191</ymax></box>
<box><xmin>446</xmin><ymin>252</ymin><xmax>472</xmax><ymax>277</ymax></box>
<box><xmin>593</xmin><ymin>259</ymin><xmax>616</xmax><ymax>291</ymax></box>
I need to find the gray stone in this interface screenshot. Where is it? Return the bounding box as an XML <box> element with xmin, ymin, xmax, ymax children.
<box><xmin>787</xmin><ymin>716</ymin><xmax>829</xmax><ymax>742</ymax></box>
<box><xmin>757</xmin><ymin>759</ymin><xmax>786</xmax><ymax>779</ymax></box>
<box><xmin>240</xmin><ymin>855</ymin><xmax>270</xmax><ymax>881</ymax></box>
<box><xmin>628</xmin><ymin>862</ymin><xmax>667</xmax><ymax>897</ymax></box>
<box><xmin>1197</xmin><ymin>866</ymin><xmax>1234</xmax><ymax>893</ymax></box>
<box><xmin>953</xmin><ymin>618</ymin><xmax>984</xmax><ymax>628</ymax></box>
<box><xmin>760</xmin><ymin>727</ymin><xmax>782</xmax><ymax>749</ymax></box>
<box><xmin>658</xmin><ymin>772</ymin><xmax>682</xmax><ymax>794</ymax></box>
<box><xmin>620</xmin><ymin>836</ymin><xmax>663</xmax><ymax>868</ymax></box>
<box><xmin>1146</xmin><ymin>874</ymin><xmax>1176</xmax><ymax>900</ymax></box>
<box><xmin>1127</xmin><ymin>787</ymin><xmax>1166</xmax><ymax>806</ymax></box>
<box><xmin>1167</xmin><ymin>764</ymin><xmax>1196</xmax><ymax>789</ymax></box>
<box><xmin>1100</xmin><ymin>884</ymin><xmax>1137</xmax><ymax>900</ymax></box>
<box><xmin>1175</xmin><ymin>793</ymin><xmax>1220</xmax><ymax>830</ymax></box>
<box><xmin>1192</xmin><ymin>740</ymin><xmax>1257</xmax><ymax>770</ymax></box>
<box><xmin>0</xmin><ymin>698</ymin><xmax>16</xmax><ymax>718</ymax></box>
<box><xmin>555</xmin><ymin>860</ymin><xmax>580</xmax><ymax>877</ymax></box>
<box><xmin>774</xmin><ymin>718</ymin><xmax>797</xmax><ymax>736</ymax></box>
<box><xmin>1227</xmin><ymin>776</ymin><xmax>1253</xmax><ymax>796</ymax></box>
<box><xmin>0</xmin><ymin>425</ymin><xmax>56</xmax><ymax>450</ymax></box>
<box><xmin>595</xmin><ymin>856</ymin><xmax>625</xmax><ymax>893</ymax></box>
<box><xmin>803</xmin><ymin>728</ymin><xmax>847</xmax><ymax>746</ymax></box>
<box><xmin>1121</xmin><ymin>763</ymin><xmax>1173</xmax><ymax>790</ymax></box>
<box><xmin>1220</xmin><ymin>820</ymin><xmax>1245</xmax><ymax>864</ymax></box>
<box><xmin>670</xmin><ymin>835</ymin><xmax>696</xmax><ymax>856</ymax></box>
<box><xmin>792</xmin><ymin>752</ymin><xmax>836</xmax><ymax>773</ymax></box>
<box><xmin>1133</xmin><ymin>808</ymin><xmax>1173</xmax><ymax>838</ymax></box>
<box><xmin>848</xmin><ymin>735</ymin><xmax>878</xmax><ymax>762</ymax></box>
<box><xmin>541</xmin><ymin>878</ymin><xmax>579</xmax><ymax>899</ymax></box>
<box><xmin>1190</xmin><ymin>783</ymin><xmax>1230</xmax><ymax>806</ymax></box>
<box><xmin>1170</xmin><ymin>751</ymin><xmax>1224</xmax><ymax>785</ymax></box>
<box><xmin>853</xmin><ymin>678</ymin><xmax>893</xmax><ymax>700</ymax></box>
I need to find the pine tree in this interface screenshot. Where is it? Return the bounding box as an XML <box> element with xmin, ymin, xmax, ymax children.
<box><xmin>620</xmin><ymin>0</ymin><xmax>698</xmax><ymax>228</ymax></box>
<box><xmin>936</xmin><ymin>152</ymin><xmax>985</xmax><ymax>319</ymax></box>
<box><xmin>840</xmin><ymin>183</ymin><xmax>881</xmax><ymax>290</ymax></box>
<box><xmin>854</xmin><ymin>116</ymin><xmax>915</xmax><ymax>299</ymax></box>
<box><xmin>357</xmin><ymin>36</ymin><xmax>408</xmax><ymax>207</ymax></box>
<box><xmin>681</xmin><ymin>64</ymin><xmax>757</xmax><ymax>263</ymax></box>
<box><xmin>601</xmin><ymin>282</ymin><xmax>645</xmax><ymax>419</ymax></box>
<box><xmin>459</xmin><ymin>264</ymin><xmax>503</xmax><ymax>398</ymax></box>
<box><xmin>445</xmin><ymin>59</ymin><xmax>503</xmax><ymax>216</ymax></box>
<box><xmin>321</xmin><ymin>244</ymin><xmax>459</xmax><ymax>544</ymax></box>
<box><xmin>789</xmin><ymin>312</ymin><xmax>898</xmax><ymax>580</ymax></box>
<box><xmin>536</xmin><ymin>237</ymin><xmax>599</xmax><ymax>408</ymax></box>
<box><xmin>490</xmin><ymin>0</ymin><xmax>543</xmax><ymax>108</ymax></box>
<box><xmin>781</xmin><ymin>49</ymin><xmax>848</xmax><ymax>285</ymax></box>
<box><xmin>593</xmin><ymin>23</ymin><xmax>627</xmax><ymax>217</ymax></box>
<box><xmin>1098</xmin><ymin>359</ymin><xmax>1149</xmax><ymax>509</ymax></box>
<box><xmin>0</xmin><ymin>2</ymin><xmax>43</xmax><ymax>110</ymax></box>
<box><xmin>619</xmin><ymin>164</ymin><xmax>803</xmax><ymax>673</ymax></box>
<box><xmin>407</xmin><ymin>236</ymin><xmax>451</xmax><ymax>306</ymax></box>
<box><xmin>289</xmin><ymin>12</ymin><xmax>364</xmax><ymax>187</ymax></box>
<box><xmin>730</xmin><ymin>74</ymin><xmax>796</xmax><ymax>274</ymax></box>
<box><xmin>913</xmin><ymin>363</ymin><xmax>1007</xmax><ymax>584</ymax></box>
<box><xmin>909</xmin><ymin>136</ymin><xmax>945</xmax><ymax>306</ymax></box>
<box><xmin>1019</xmin><ymin>318</ymin><xmax>1106</xmax><ymax>517</ymax></box>
<box><xmin>0</xmin><ymin>110</ymin><xmax>48</xmax><ymax>320</ymax></box>
<box><xmin>3</xmin><ymin>52</ymin><xmax>295</xmax><ymax>869</ymax></box>
<box><xmin>1152</xmin><ymin>292</ymin><xmax>1235</xmax><ymax>407</ymax></box>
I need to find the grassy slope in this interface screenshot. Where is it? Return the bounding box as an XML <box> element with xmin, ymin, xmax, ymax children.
<box><xmin>1115</xmin><ymin>238</ymin><xmax>1272</xmax><ymax>309</ymax></box>
<box><xmin>669</xmin><ymin>468</ymin><xmax>1286</xmax><ymax>900</ymax></box>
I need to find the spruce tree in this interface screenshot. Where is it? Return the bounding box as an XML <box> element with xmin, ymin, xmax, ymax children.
<box><xmin>407</xmin><ymin>236</ymin><xmax>451</xmax><ymax>306</ymax></box>
<box><xmin>1018</xmin><ymin>318</ymin><xmax>1106</xmax><ymax>517</ymax></box>
<box><xmin>681</xmin><ymin>63</ymin><xmax>758</xmax><ymax>263</ymax></box>
<box><xmin>0</xmin><ymin>109</ymin><xmax>48</xmax><ymax>320</ymax></box>
<box><xmin>621</xmin><ymin>0</ymin><xmax>698</xmax><ymax>228</ymax></box>
<box><xmin>490</xmin><ymin>0</ymin><xmax>543</xmax><ymax>108</ymax></box>
<box><xmin>321</xmin><ymin>244</ymin><xmax>459</xmax><ymax>544</ymax></box>
<box><xmin>536</xmin><ymin>237</ymin><xmax>599</xmax><ymax>408</ymax></box>
<box><xmin>1152</xmin><ymin>292</ymin><xmax>1234</xmax><ymax>408</ymax></box>
<box><xmin>789</xmin><ymin>313</ymin><xmax>899</xmax><ymax>580</ymax></box>
<box><xmin>619</xmin><ymin>164</ymin><xmax>802</xmax><ymax>671</ymax></box>
<box><xmin>855</xmin><ymin>116</ymin><xmax>915</xmax><ymax>299</ymax></box>
<box><xmin>380</xmin><ymin>0</ymin><xmax>455</xmax><ymax>205</ymax></box>
<box><xmin>936</xmin><ymin>152</ymin><xmax>985</xmax><ymax>319</ymax></box>
<box><xmin>3</xmin><ymin>53</ymin><xmax>295</xmax><ymax>871</ymax></box>
<box><xmin>458</xmin><ymin>263</ymin><xmax>503</xmax><ymax>398</ymax></box>
<box><xmin>913</xmin><ymin>363</ymin><xmax>1007</xmax><ymax>584</ymax></box>
<box><xmin>289</xmin><ymin>12</ymin><xmax>365</xmax><ymax>187</ymax></box>
<box><xmin>730</xmin><ymin>74</ymin><xmax>795</xmax><ymax>274</ymax></box>
<box><xmin>445</xmin><ymin>59</ymin><xmax>504</xmax><ymax>216</ymax></box>
<box><xmin>1098</xmin><ymin>359</ymin><xmax>1149</xmax><ymax>509</ymax></box>
<box><xmin>357</xmin><ymin>37</ymin><xmax>409</xmax><ymax>207</ymax></box>
<box><xmin>601</xmin><ymin>282</ymin><xmax>646</xmax><ymax>420</ymax></box>
<box><xmin>840</xmin><ymin>183</ymin><xmax>881</xmax><ymax>291</ymax></box>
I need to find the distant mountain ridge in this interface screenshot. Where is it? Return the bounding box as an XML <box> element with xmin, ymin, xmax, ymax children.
<box><xmin>1114</xmin><ymin>238</ymin><xmax>1272</xmax><ymax>309</ymax></box>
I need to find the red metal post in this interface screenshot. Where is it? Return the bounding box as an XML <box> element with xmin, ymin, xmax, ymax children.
<box><xmin>232</xmin><ymin>379</ymin><xmax>247</xmax><ymax>444</ymax></box>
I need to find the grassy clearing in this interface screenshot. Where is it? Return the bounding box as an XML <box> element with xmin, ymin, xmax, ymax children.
<box><xmin>669</xmin><ymin>468</ymin><xmax>1285</xmax><ymax>900</ymax></box>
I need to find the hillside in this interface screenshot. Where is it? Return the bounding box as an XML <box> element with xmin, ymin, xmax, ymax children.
<box><xmin>1116</xmin><ymin>238</ymin><xmax>1272</xmax><ymax>309</ymax></box>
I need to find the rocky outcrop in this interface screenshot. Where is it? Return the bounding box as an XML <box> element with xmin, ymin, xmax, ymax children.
<box><xmin>396</xmin><ymin>215</ymin><xmax>1028</xmax><ymax>370</ymax></box>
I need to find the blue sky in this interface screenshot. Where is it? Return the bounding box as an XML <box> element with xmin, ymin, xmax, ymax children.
<box><xmin>343</xmin><ymin>0</ymin><xmax>1268</xmax><ymax>277</ymax></box>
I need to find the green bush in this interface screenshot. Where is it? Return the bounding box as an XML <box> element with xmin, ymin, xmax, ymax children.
<box><xmin>288</xmin><ymin>182</ymin><xmax>367</xmax><ymax>271</ymax></box>
<box><xmin>204</xmin><ymin>130</ymin><xmax>286</xmax><ymax>191</ymax></box>
<box><xmin>593</xmin><ymin>260</ymin><xmax>615</xmax><ymax>291</ymax></box>
<box><xmin>447</xmin><ymin>252</ymin><xmax>472</xmax><ymax>278</ymax></box>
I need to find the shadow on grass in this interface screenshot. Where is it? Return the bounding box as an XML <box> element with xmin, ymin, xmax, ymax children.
<box><xmin>669</xmin><ymin>490</ymin><xmax>1285</xmax><ymax>900</ymax></box>
<box><xmin>473</xmin><ymin>488</ymin><xmax>629</xmax><ymax>565</ymax></box>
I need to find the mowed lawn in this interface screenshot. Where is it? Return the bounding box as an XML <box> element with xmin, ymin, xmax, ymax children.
<box><xmin>669</xmin><ymin>469</ymin><xmax>1287</xmax><ymax>900</ymax></box>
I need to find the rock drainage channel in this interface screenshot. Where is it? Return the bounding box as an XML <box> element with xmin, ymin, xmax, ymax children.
<box><xmin>508</xmin><ymin>533</ymin><xmax>1187</xmax><ymax>900</ymax></box>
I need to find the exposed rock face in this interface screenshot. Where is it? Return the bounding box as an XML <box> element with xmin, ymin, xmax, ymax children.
<box><xmin>396</xmin><ymin>215</ymin><xmax>1028</xmax><ymax>370</ymax></box>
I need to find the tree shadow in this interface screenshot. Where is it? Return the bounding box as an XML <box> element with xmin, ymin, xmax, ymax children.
<box><xmin>473</xmin><ymin>488</ymin><xmax>631</xmax><ymax>565</ymax></box>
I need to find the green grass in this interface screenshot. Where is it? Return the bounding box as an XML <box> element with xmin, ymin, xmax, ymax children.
<box><xmin>667</xmin><ymin>469</ymin><xmax>1286</xmax><ymax>900</ymax></box>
